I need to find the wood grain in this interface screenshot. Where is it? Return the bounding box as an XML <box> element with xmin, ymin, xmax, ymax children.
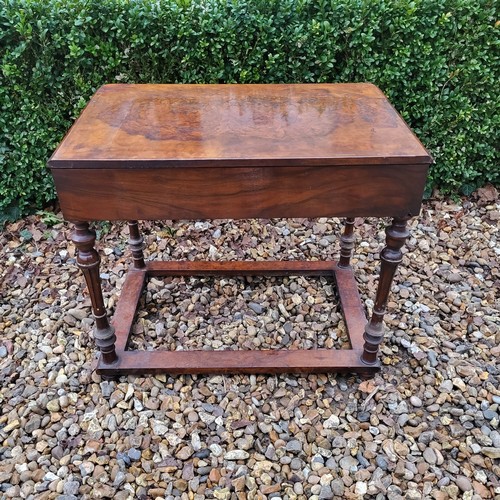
<box><xmin>52</xmin><ymin>164</ymin><xmax>428</xmax><ymax>221</ymax></box>
<box><xmin>96</xmin><ymin>348</ymin><xmax>379</xmax><ymax>376</ymax></box>
<box><xmin>49</xmin><ymin>83</ymin><xmax>430</xmax><ymax>378</ymax></box>
<box><xmin>49</xmin><ymin>83</ymin><xmax>431</xmax><ymax>168</ymax></box>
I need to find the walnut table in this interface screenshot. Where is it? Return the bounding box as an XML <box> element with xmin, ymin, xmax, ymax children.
<box><xmin>49</xmin><ymin>83</ymin><xmax>432</xmax><ymax>379</ymax></box>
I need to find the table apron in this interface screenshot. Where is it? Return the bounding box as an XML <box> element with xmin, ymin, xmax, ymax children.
<box><xmin>52</xmin><ymin>164</ymin><xmax>428</xmax><ymax>221</ymax></box>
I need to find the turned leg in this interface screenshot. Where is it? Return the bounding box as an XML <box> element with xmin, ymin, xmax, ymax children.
<box><xmin>128</xmin><ymin>220</ymin><xmax>146</xmax><ymax>269</ymax></box>
<box><xmin>361</xmin><ymin>216</ymin><xmax>410</xmax><ymax>366</ymax></box>
<box><xmin>338</xmin><ymin>218</ymin><xmax>356</xmax><ymax>269</ymax></box>
<box><xmin>72</xmin><ymin>222</ymin><xmax>118</xmax><ymax>366</ymax></box>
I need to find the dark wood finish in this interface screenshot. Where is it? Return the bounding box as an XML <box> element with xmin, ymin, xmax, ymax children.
<box><xmin>128</xmin><ymin>221</ymin><xmax>146</xmax><ymax>269</ymax></box>
<box><xmin>333</xmin><ymin>265</ymin><xmax>367</xmax><ymax>349</ymax></box>
<box><xmin>51</xmin><ymin>164</ymin><xmax>427</xmax><ymax>221</ymax></box>
<box><xmin>111</xmin><ymin>268</ymin><xmax>147</xmax><ymax>352</ymax></box>
<box><xmin>146</xmin><ymin>260</ymin><xmax>335</xmax><ymax>277</ymax></box>
<box><xmin>338</xmin><ymin>218</ymin><xmax>356</xmax><ymax>268</ymax></box>
<box><xmin>71</xmin><ymin>222</ymin><xmax>117</xmax><ymax>365</ymax></box>
<box><xmin>49</xmin><ymin>83</ymin><xmax>432</xmax><ymax>379</ymax></box>
<box><xmin>49</xmin><ymin>83</ymin><xmax>430</xmax><ymax>168</ymax></box>
<box><xmin>97</xmin><ymin>348</ymin><xmax>379</xmax><ymax>376</ymax></box>
<box><xmin>361</xmin><ymin>217</ymin><xmax>411</xmax><ymax>365</ymax></box>
<box><xmin>97</xmin><ymin>261</ymin><xmax>373</xmax><ymax>376</ymax></box>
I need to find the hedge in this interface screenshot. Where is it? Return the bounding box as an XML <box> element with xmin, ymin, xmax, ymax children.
<box><xmin>0</xmin><ymin>0</ymin><xmax>498</xmax><ymax>220</ymax></box>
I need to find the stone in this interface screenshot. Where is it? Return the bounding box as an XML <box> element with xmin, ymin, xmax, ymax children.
<box><xmin>224</xmin><ymin>450</ymin><xmax>249</xmax><ymax>461</ymax></box>
<box><xmin>375</xmin><ymin>456</ymin><xmax>388</xmax><ymax>471</ymax></box>
<box><xmin>127</xmin><ymin>448</ymin><xmax>141</xmax><ymax>461</ymax></box>
<box><xmin>357</xmin><ymin>411</ymin><xmax>370</xmax><ymax>422</ymax></box>
<box><xmin>46</xmin><ymin>399</ymin><xmax>60</xmax><ymax>412</ymax></box>
<box><xmin>483</xmin><ymin>409</ymin><xmax>498</xmax><ymax>421</ymax></box>
<box><xmin>319</xmin><ymin>485</ymin><xmax>333</xmax><ymax>499</ymax></box>
<box><xmin>409</xmin><ymin>396</ymin><xmax>422</xmax><ymax>407</ymax></box>
<box><xmin>339</xmin><ymin>456</ymin><xmax>358</xmax><ymax>471</ymax></box>
<box><xmin>209</xmin><ymin>444</ymin><xmax>223</xmax><ymax>457</ymax></box>
<box><xmin>93</xmin><ymin>484</ymin><xmax>116</xmax><ymax>498</ymax></box>
<box><xmin>423</xmin><ymin>448</ymin><xmax>437</xmax><ymax>465</ymax></box>
<box><xmin>152</xmin><ymin>420</ymin><xmax>169</xmax><ymax>436</ymax></box>
<box><xmin>481</xmin><ymin>447</ymin><xmax>500</xmax><ymax>459</ymax></box>
<box><xmin>323</xmin><ymin>415</ymin><xmax>340</xmax><ymax>429</ymax></box>
<box><xmin>2</xmin><ymin>420</ymin><xmax>20</xmax><ymax>433</ymax></box>
<box><xmin>331</xmin><ymin>479</ymin><xmax>345</xmax><ymax>496</ymax></box>
<box><xmin>213</xmin><ymin>488</ymin><xmax>231</xmax><ymax>500</ymax></box>
<box><xmin>176</xmin><ymin>446</ymin><xmax>194</xmax><ymax>461</ymax></box>
<box><xmin>0</xmin><ymin>198</ymin><xmax>498</xmax><ymax>500</ymax></box>
<box><xmin>285</xmin><ymin>440</ymin><xmax>302</xmax><ymax>454</ymax></box>
<box><xmin>248</xmin><ymin>302</ymin><xmax>264</xmax><ymax>314</ymax></box>
<box><xmin>455</xmin><ymin>476</ymin><xmax>472</xmax><ymax>492</ymax></box>
<box><xmin>355</xmin><ymin>481</ymin><xmax>368</xmax><ymax>496</ymax></box>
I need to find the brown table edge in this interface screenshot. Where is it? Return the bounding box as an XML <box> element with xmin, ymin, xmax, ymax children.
<box><xmin>48</xmin><ymin>156</ymin><xmax>432</xmax><ymax>169</ymax></box>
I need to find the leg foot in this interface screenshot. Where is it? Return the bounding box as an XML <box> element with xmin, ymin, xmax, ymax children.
<box><xmin>361</xmin><ymin>216</ymin><xmax>410</xmax><ymax>365</ymax></box>
<box><xmin>72</xmin><ymin>222</ymin><xmax>118</xmax><ymax>365</ymax></box>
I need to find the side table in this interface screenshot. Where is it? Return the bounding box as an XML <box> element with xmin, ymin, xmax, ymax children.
<box><xmin>49</xmin><ymin>83</ymin><xmax>432</xmax><ymax>379</ymax></box>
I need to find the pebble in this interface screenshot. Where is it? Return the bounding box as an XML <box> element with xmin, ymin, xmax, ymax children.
<box><xmin>285</xmin><ymin>440</ymin><xmax>302</xmax><ymax>454</ymax></box>
<box><xmin>483</xmin><ymin>409</ymin><xmax>498</xmax><ymax>420</ymax></box>
<box><xmin>357</xmin><ymin>411</ymin><xmax>370</xmax><ymax>422</ymax></box>
<box><xmin>331</xmin><ymin>479</ymin><xmax>345</xmax><ymax>496</ymax></box>
<box><xmin>455</xmin><ymin>475</ymin><xmax>473</xmax><ymax>492</ymax></box>
<box><xmin>127</xmin><ymin>448</ymin><xmax>141</xmax><ymax>461</ymax></box>
<box><xmin>0</xmin><ymin>198</ymin><xmax>498</xmax><ymax>500</ymax></box>
<box><xmin>224</xmin><ymin>450</ymin><xmax>249</xmax><ymax>461</ymax></box>
<box><xmin>63</xmin><ymin>481</ymin><xmax>80</xmax><ymax>495</ymax></box>
<box><xmin>323</xmin><ymin>415</ymin><xmax>340</xmax><ymax>429</ymax></box>
<box><xmin>481</xmin><ymin>447</ymin><xmax>500</xmax><ymax>459</ymax></box>
<box><xmin>423</xmin><ymin>448</ymin><xmax>437</xmax><ymax>465</ymax></box>
<box><xmin>409</xmin><ymin>396</ymin><xmax>422</xmax><ymax>407</ymax></box>
<box><xmin>176</xmin><ymin>446</ymin><xmax>194</xmax><ymax>461</ymax></box>
<box><xmin>319</xmin><ymin>485</ymin><xmax>333</xmax><ymax>498</ymax></box>
<box><xmin>46</xmin><ymin>399</ymin><xmax>60</xmax><ymax>412</ymax></box>
<box><xmin>248</xmin><ymin>302</ymin><xmax>265</xmax><ymax>314</ymax></box>
<box><xmin>209</xmin><ymin>444</ymin><xmax>223</xmax><ymax>457</ymax></box>
<box><xmin>340</xmin><ymin>456</ymin><xmax>358</xmax><ymax>471</ymax></box>
<box><xmin>375</xmin><ymin>455</ymin><xmax>389</xmax><ymax>470</ymax></box>
<box><xmin>355</xmin><ymin>481</ymin><xmax>368</xmax><ymax>496</ymax></box>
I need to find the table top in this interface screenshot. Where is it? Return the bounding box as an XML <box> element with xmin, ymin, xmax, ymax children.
<box><xmin>49</xmin><ymin>83</ymin><xmax>431</xmax><ymax>169</ymax></box>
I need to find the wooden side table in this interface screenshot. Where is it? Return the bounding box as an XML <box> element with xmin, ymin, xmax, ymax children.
<box><xmin>49</xmin><ymin>83</ymin><xmax>432</xmax><ymax>379</ymax></box>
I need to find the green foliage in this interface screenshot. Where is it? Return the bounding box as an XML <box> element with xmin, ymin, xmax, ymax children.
<box><xmin>36</xmin><ymin>209</ymin><xmax>62</xmax><ymax>226</ymax></box>
<box><xmin>1</xmin><ymin>0</ymin><xmax>498</xmax><ymax>218</ymax></box>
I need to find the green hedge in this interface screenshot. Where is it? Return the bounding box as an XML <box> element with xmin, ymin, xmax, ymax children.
<box><xmin>1</xmin><ymin>0</ymin><xmax>498</xmax><ymax>219</ymax></box>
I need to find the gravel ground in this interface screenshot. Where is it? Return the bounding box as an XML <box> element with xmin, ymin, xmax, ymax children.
<box><xmin>0</xmin><ymin>187</ymin><xmax>499</xmax><ymax>500</ymax></box>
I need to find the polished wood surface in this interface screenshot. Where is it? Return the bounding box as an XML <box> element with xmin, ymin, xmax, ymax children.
<box><xmin>51</xmin><ymin>83</ymin><xmax>431</xmax><ymax>222</ymax></box>
<box><xmin>52</xmin><ymin>164</ymin><xmax>427</xmax><ymax>221</ymax></box>
<box><xmin>50</xmin><ymin>83</ymin><xmax>430</xmax><ymax>168</ymax></box>
<box><xmin>49</xmin><ymin>83</ymin><xmax>431</xmax><ymax>379</ymax></box>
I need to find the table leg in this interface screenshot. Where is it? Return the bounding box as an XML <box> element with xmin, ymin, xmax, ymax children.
<box><xmin>72</xmin><ymin>222</ymin><xmax>118</xmax><ymax>370</ymax></box>
<box><xmin>361</xmin><ymin>216</ymin><xmax>410</xmax><ymax>366</ymax></box>
<box><xmin>128</xmin><ymin>221</ymin><xmax>146</xmax><ymax>269</ymax></box>
<box><xmin>338</xmin><ymin>217</ymin><xmax>356</xmax><ymax>268</ymax></box>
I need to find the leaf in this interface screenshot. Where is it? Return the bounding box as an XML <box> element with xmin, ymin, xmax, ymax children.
<box><xmin>20</xmin><ymin>229</ymin><xmax>33</xmax><ymax>241</ymax></box>
<box><xmin>476</xmin><ymin>184</ymin><xmax>498</xmax><ymax>203</ymax></box>
<box><xmin>358</xmin><ymin>379</ymin><xmax>377</xmax><ymax>394</ymax></box>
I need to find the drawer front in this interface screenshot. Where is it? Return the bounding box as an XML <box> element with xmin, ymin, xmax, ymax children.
<box><xmin>52</xmin><ymin>164</ymin><xmax>428</xmax><ymax>221</ymax></box>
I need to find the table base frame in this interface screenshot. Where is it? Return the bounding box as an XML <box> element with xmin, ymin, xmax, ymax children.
<box><xmin>71</xmin><ymin>217</ymin><xmax>411</xmax><ymax>380</ymax></box>
<box><xmin>96</xmin><ymin>260</ymin><xmax>379</xmax><ymax>378</ymax></box>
